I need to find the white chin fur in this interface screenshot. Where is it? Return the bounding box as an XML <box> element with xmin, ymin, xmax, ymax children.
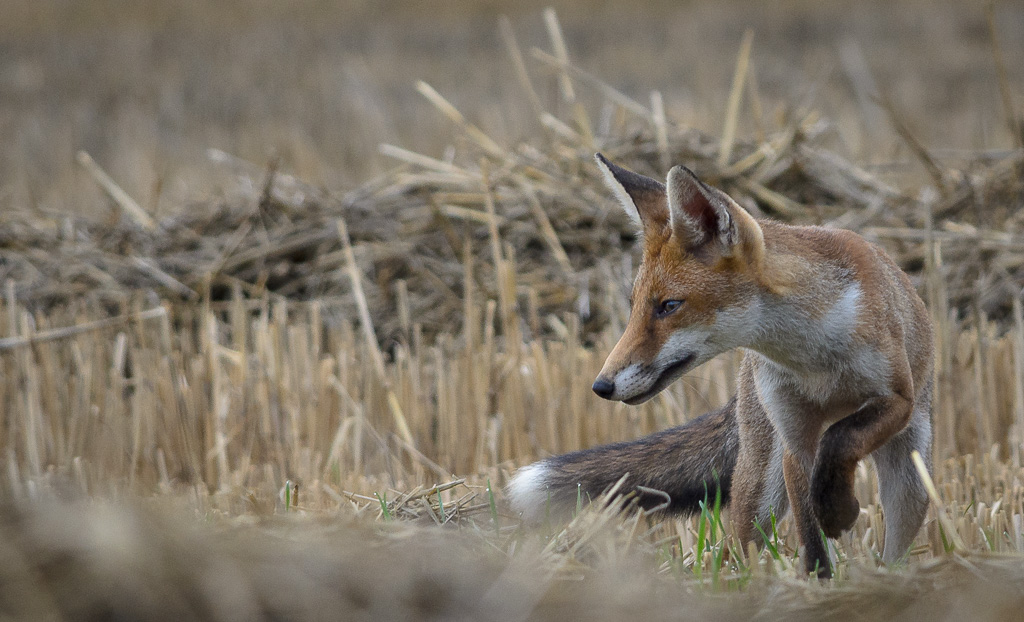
<box><xmin>609</xmin><ymin>363</ymin><xmax>649</xmax><ymax>401</ymax></box>
<box><xmin>506</xmin><ymin>462</ymin><xmax>551</xmax><ymax>523</ymax></box>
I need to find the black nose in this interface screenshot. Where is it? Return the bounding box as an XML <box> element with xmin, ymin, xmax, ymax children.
<box><xmin>592</xmin><ymin>378</ymin><xmax>615</xmax><ymax>399</ymax></box>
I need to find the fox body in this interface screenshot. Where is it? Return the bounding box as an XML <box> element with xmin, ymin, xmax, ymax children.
<box><xmin>507</xmin><ymin>154</ymin><xmax>933</xmax><ymax>578</ymax></box>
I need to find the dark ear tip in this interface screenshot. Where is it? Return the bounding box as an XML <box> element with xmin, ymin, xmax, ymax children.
<box><xmin>594</xmin><ymin>152</ymin><xmax>609</xmax><ymax>165</ymax></box>
<box><xmin>668</xmin><ymin>164</ymin><xmax>699</xmax><ymax>181</ymax></box>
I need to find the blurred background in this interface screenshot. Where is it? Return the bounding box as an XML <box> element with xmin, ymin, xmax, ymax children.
<box><xmin>3</xmin><ymin>0</ymin><xmax>1022</xmax><ymax>218</ymax></box>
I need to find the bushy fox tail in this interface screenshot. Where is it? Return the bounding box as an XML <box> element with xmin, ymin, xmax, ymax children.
<box><xmin>506</xmin><ymin>398</ymin><xmax>739</xmax><ymax>522</ymax></box>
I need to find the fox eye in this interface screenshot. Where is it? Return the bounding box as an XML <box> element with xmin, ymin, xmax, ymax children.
<box><xmin>655</xmin><ymin>299</ymin><xmax>684</xmax><ymax>318</ymax></box>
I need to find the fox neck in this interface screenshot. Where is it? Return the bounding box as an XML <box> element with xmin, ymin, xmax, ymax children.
<box><xmin>747</xmin><ymin>287</ymin><xmax>860</xmax><ymax>375</ymax></box>
<box><xmin>741</xmin><ymin>235</ymin><xmax>861</xmax><ymax>375</ymax></box>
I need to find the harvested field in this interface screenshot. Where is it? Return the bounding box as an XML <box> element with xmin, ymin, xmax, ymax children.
<box><xmin>2</xmin><ymin>1</ymin><xmax>1024</xmax><ymax>620</ymax></box>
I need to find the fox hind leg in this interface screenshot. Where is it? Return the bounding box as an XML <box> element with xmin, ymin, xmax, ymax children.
<box><xmin>872</xmin><ymin>382</ymin><xmax>932</xmax><ymax>564</ymax></box>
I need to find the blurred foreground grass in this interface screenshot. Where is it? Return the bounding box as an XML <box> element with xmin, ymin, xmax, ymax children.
<box><xmin>3</xmin><ymin>498</ymin><xmax>1024</xmax><ymax>621</ymax></box>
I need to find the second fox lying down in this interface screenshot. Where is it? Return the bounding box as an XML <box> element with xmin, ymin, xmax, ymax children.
<box><xmin>507</xmin><ymin>154</ymin><xmax>934</xmax><ymax>578</ymax></box>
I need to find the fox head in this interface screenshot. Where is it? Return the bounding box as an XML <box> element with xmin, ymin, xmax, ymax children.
<box><xmin>592</xmin><ymin>153</ymin><xmax>771</xmax><ymax>404</ymax></box>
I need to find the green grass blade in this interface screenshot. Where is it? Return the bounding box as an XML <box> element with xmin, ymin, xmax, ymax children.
<box><xmin>754</xmin><ymin>520</ymin><xmax>781</xmax><ymax>561</ymax></box>
<box><xmin>375</xmin><ymin>491</ymin><xmax>391</xmax><ymax>521</ymax></box>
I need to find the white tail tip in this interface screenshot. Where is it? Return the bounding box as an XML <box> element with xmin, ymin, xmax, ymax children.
<box><xmin>505</xmin><ymin>462</ymin><xmax>552</xmax><ymax>523</ymax></box>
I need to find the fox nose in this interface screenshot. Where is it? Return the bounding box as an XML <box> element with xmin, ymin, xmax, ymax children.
<box><xmin>592</xmin><ymin>378</ymin><xmax>615</xmax><ymax>399</ymax></box>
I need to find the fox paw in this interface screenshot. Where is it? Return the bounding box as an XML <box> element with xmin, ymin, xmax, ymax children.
<box><xmin>815</xmin><ymin>491</ymin><xmax>859</xmax><ymax>538</ymax></box>
<box><xmin>810</xmin><ymin>469</ymin><xmax>860</xmax><ymax>538</ymax></box>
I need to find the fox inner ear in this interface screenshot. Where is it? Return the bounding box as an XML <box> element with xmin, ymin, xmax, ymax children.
<box><xmin>594</xmin><ymin>153</ymin><xmax>668</xmax><ymax>233</ymax></box>
<box><xmin>666</xmin><ymin>165</ymin><xmax>737</xmax><ymax>251</ymax></box>
<box><xmin>666</xmin><ymin>166</ymin><xmax>765</xmax><ymax>265</ymax></box>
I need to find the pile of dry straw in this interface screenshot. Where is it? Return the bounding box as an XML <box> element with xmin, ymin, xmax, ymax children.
<box><xmin>2</xmin><ymin>19</ymin><xmax>1023</xmax><ymax>346</ymax></box>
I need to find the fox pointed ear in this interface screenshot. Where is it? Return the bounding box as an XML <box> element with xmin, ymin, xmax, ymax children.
<box><xmin>667</xmin><ymin>165</ymin><xmax>765</xmax><ymax>265</ymax></box>
<box><xmin>594</xmin><ymin>153</ymin><xmax>667</xmax><ymax>232</ymax></box>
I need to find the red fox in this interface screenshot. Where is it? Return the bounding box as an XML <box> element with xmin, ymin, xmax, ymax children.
<box><xmin>507</xmin><ymin>154</ymin><xmax>933</xmax><ymax>578</ymax></box>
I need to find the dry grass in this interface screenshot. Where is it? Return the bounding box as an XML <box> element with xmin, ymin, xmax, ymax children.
<box><xmin>2</xmin><ymin>2</ymin><xmax>1024</xmax><ymax>620</ymax></box>
<box><xmin>2</xmin><ymin>275</ymin><xmax>1023</xmax><ymax>526</ymax></box>
<box><xmin>2</xmin><ymin>254</ymin><xmax>1024</xmax><ymax>618</ymax></box>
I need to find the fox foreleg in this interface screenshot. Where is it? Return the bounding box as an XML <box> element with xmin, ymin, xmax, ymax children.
<box><xmin>783</xmin><ymin>450</ymin><xmax>833</xmax><ymax>578</ymax></box>
<box><xmin>811</xmin><ymin>392</ymin><xmax>914</xmax><ymax>538</ymax></box>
